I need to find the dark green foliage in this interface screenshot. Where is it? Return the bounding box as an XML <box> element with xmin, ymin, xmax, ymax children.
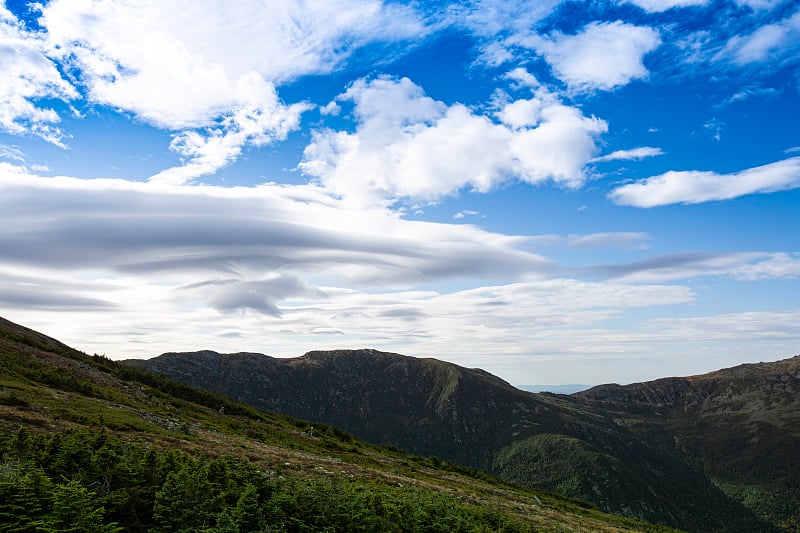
<box><xmin>0</xmin><ymin>316</ymin><xmax>681</xmax><ymax>533</ymax></box>
<box><xmin>131</xmin><ymin>348</ymin><xmax>796</xmax><ymax>531</ymax></box>
<box><xmin>0</xmin><ymin>428</ymin><xmax>543</xmax><ymax>532</ymax></box>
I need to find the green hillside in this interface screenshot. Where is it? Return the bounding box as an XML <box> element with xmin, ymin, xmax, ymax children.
<box><xmin>128</xmin><ymin>348</ymin><xmax>782</xmax><ymax>531</ymax></box>
<box><xmin>0</xmin><ymin>317</ymin><xmax>673</xmax><ymax>532</ymax></box>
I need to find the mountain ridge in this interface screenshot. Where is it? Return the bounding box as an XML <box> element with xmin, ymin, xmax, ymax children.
<box><xmin>1</xmin><ymin>315</ymin><xmax>675</xmax><ymax>532</ymax></box>
<box><xmin>126</xmin><ymin>347</ymin><xmax>798</xmax><ymax>531</ymax></box>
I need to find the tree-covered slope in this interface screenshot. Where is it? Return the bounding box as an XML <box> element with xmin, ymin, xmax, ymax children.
<box><xmin>128</xmin><ymin>348</ymin><xmax>778</xmax><ymax>531</ymax></box>
<box><xmin>576</xmin><ymin>357</ymin><xmax>800</xmax><ymax>531</ymax></box>
<box><xmin>0</xmin><ymin>316</ymin><xmax>671</xmax><ymax>532</ymax></box>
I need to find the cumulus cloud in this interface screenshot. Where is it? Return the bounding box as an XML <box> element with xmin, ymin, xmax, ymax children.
<box><xmin>0</xmin><ymin>6</ymin><xmax>77</xmax><ymax>146</ymax></box>
<box><xmin>300</xmin><ymin>75</ymin><xmax>606</xmax><ymax>206</ymax></box>
<box><xmin>608</xmin><ymin>156</ymin><xmax>800</xmax><ymax>206</ymax></box>
<box><xmin>5</xmin><ymin>0</ymin><xmax>425</xmax><ymax>182</ymax></box>
<box><xmin>40</xmin><ymin>0</ymin><xmax>425</xmax><ymax>128</ymax></box>
<box><xmin>591</xmin><ymin>147</ymin><xmax>664</xmax><ymax>163</ymax></box>
<box><xmin>524</xmin><ymin>21</ymin><xmax>662</xmax><ymax>91</ymax></box>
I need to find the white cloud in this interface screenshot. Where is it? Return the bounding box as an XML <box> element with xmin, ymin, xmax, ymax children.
<box><xmin>588</xmin><ymin>252</ymin><xmax>800</xmax><ymax>282</ymax></box>
<box><xmin>19</xmin><ymin>0</ymin><xmax>426</xmax><ymax>182</ymax></box>
<box><xmin>0</xmin><ymin>7</ymin><xmax>77</xmax><ymax>146</ymax></box>
<box><xmin>0</xmin><ymin>164</ymin><xmax>708</xmax><ymax>375</ymax></box>
<box><xmin>525</xmin><ymin>21</ymin><xmax>662</xmax><ymax>91</ymax></box>
<box><xmin>452</xmin><ymin>0</ymin><xmax>562</xmax><ymax>40</ymax></box>
<box><xmin>567</xmin><ymin>232</ymin><xmax>650</xmax><ymax>250</ymax></box>
<box><xmin>148</xmin><ymin>74</ymin><xmax>311</xmax><ymax>185</ymax></box>
<box><xmin>450</xmin><ymin>0</ymin><xmax>562</xmax><ymax>67</ymax></box>
<box><xmin>179</xmin><ymin>275</ymin><xmax>325</xmax><ymax>317</ymax></box>
<box><xmin>0</xmin><ymin>167</ymin><xmax>551</xmax><ymax>289</ymax></box>
<box><xmin>0</xmin><ymin>144</ymin><xmax>25</xmax><ymax>163</ymax></box>
<box><xmin>622</xmin><ymin>0</ymin><xmax>708</xmax><ymax>12</ymax></box>
<box><xmin>453</xmin><ymin>210</ymin><xmax>481</xmax><ymax>220</ymax></box>
<box><xmin>320</xmin><ymin>101</ymin><xmax>341</xmax><ymax>116</ymax></box>
<box><xmin>717</xmin><ymin>10</ymin><xmax>800</xmax><ymax>65</ymax></box>
<box><xmin>645</xmin><ymin>311</ymin><xmax>800</xmax><ymax>343</ymax></box>
<box><xmin>720</xmin><ymin>85</ymin><xmax>779</xmax><ymax>106</ymax></box>
<box><xmin>300</xmin><ymin>75</ymin><xmax>606</xmax><ymax>206</ymax></box>
<box><xmin>734</xmin><ymin>0</ymin><xmax>788</xmax><ymax>11</ymax></box>
<box><xmin>729</xmin><ymin>253</ymin><xmax>800</xmax><ymax>281</ymax></box>
<box><xmin>591</xmin><ymin>147</ymin><xmax>664</xmax><ymax>163</ymax></box>
<box><xmin>525</xmin><ymin>232</ymin><xmax>651</xmax><ymax>250</ymax></box>
<box><xmin>608</xmin><ymin>157</ymin><xmax>800</xmax><ymax>207</ymax></box>
<box><xmin>40</xmin><ymin>0</ymin><xmax>425</xmax><ymax>128</ymax></box>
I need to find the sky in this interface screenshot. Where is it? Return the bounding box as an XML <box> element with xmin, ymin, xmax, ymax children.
<box><xmin>1</xmin><ymin>0</ymin><xmax>798</xmax><ymax>386</ymax></box>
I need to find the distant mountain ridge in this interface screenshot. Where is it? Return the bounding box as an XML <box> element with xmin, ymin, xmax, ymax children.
<box><xmin>127</xmin><ymin>348</ymin><xmax>800</xmax><ymax>531</ymax></box>
<box><xmin>517</xmin><ymin>384</ymin><xmax>592</xmax><ymax>394</ymax></box>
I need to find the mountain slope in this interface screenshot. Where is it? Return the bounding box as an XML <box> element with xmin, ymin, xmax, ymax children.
<box><xmin>576</xmin><ymin>357</ymin><xmax>800</xmax><ymax>531</ymax></box>
<box><xmin>127</xmin><ymin>348</ymin><xmax>777</xmax><ymax>531</ymax></box>
<box><xmin>0</xmin><ymin>316</ymin><xmax>673</xmax><ymax>532</ymax></box>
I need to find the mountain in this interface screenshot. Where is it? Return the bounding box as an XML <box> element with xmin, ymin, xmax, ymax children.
<box><xmin>518</xmin><ymin>384</ymin><xmax>593</xmax><ymax>394</ymax></box>
<box><xmin>0</xmin><ymin>316</ymin><xmax>673</xmax><ymax>532</ymax></box>
<box><xmin>576</xmin><ymin>357</ymin><xmax>800</xmax><ymax>532</ymax></box>
<box><xmin>126</xmin><ymin>348</ymin><xmax>791</xmax><ymax>531</ymax></box>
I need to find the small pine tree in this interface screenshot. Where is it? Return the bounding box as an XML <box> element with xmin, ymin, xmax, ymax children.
<box><xmin>48</xmin><ymin>480</ymin><xmax>121</xmax><ymax>533</ymax></box>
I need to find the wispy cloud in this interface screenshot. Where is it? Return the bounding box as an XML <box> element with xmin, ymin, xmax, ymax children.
<box><xmin>148</xmin><ymin>77</ymin><xmax>311</xmax><ymax>185</ymax></box>
<box><xmin>585</xmin><ymin>252</ymin><xmax>800</xmax><ymax>282</ymax></box>
<box><xmin>621</xmin><ymin>0</ymin><xmax>708</xmax><ymax>13</ymax></box>
<box><xmin>567</xmin><ymin>232</ymin><xmax>650</xmax><ymax>250</ymax></box>
<box><xmin>0</xmin><ymin>144</ymin><xmax>25</xmax><ymax>163</ymax></box>
<box><xmin>0</xmin><ymin>6</ymin><xmax>77</xmax><ymax>146</ymax></box>
<box><xmin>453</xmin><ymin>210</ymin><xmax>481</xmax><ymax>220</ymax></box>
<box><xmin>591</xmin><ymin>147</ymin><xmax>664</xmax><ymax>163</ymax></box>
<box><xmin>608</xmin><ymin>157</ymin><xmax>800</xmax><ymax>207</ymax></box>
<box><xmin>716</xmin><ymin>10</ymin><xmax>800</xmax><ymax>65</ymax></box>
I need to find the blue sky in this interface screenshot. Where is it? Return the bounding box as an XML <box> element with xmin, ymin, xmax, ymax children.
<box><xmin>1</xmin><ymin>0</ymin><xmax>798</xmax><ymax>385</ymax></box>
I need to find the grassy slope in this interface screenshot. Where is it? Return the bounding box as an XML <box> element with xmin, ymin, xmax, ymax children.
<box><xmin>128</xmin><ymin>349</ymin><xmax>774</xmax><ymax>532</ymax></box>
<box><xmin>576</xmin><ymin>358</ymin><xmax>800</xmax><ymax>531</ymax></box>
<box><xmin>0</xmin><ymin>316</ymin><xmax>674</xmax><ymax>533</ymax></box>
